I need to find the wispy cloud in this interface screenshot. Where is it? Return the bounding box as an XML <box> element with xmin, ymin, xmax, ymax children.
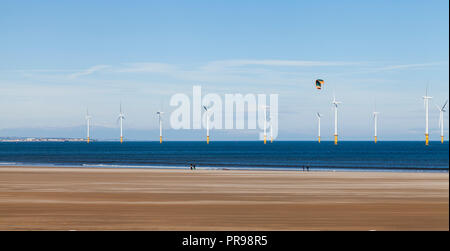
<box><xmin>68</xmin><ymin>65</ymin><xmax>111</xmax><ymax>79</ymax></box>
<box><xmin>200</xmin><ymin>59</ymin><xmax>360</xmax><ymax>71</ymax></box>
<box><xmin>6</xmin><ymin>59</ymin><xmax>448</xmax><ymax>87</ymax></box>
<box><xmin>116</xmin><ymin>62</ymin><xmax>177</xmax><ymax>73</ymax></box>
<box><xmin>100</xmin><ymin>59</ymin><xmax>363</xmax><ymax>85</ymax></box>
<box><xmin>108</xmin><ymin>60</ymin><xmax>356</xmax><ymax>76</ymax></box>
<box><xmin>373</xmin><ymin>62</ymin><xmax>447</xmax><ymax>71</ymax></box>
<box><xmin>335</xmin><ymin>62</ymin><xmax>448</xmax><ymax>76</ymax></box>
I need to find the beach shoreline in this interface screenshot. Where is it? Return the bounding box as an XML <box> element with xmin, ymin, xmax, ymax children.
<box><xmin>1</xmin><ymin>163</ymin><xmax>448</xmax><ymax>173</ymax></box>
<box><xmin>0</xmin><ymin>166</ymin><xmax>448</xmax><ymax>230</ymax></box>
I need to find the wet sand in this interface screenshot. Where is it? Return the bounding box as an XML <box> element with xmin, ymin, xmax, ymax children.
<box><xmin>0</xmin><ymin>166</ymin><xmax>448</xmax><ymax>230</ymax></box>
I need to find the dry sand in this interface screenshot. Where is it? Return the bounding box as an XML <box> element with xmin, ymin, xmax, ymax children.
<box><xmin>0</xmin><ymin>166</ymin><xmax>448</xmax><ymax>230</ymax></box>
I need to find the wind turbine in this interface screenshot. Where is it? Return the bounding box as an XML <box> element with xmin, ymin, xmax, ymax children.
<box><xmin>85</xmin><ymin>109</ymin><xmax>92</xmax><ymax>143</ymax></box>
<box><xmin>316</xmin><ymin>113</ymin><xmax>322</xmax><ymax>143</ymax></box>
<box><xmin>423</xmin><ymin>87</ymin><xmax>432</xmax><ymax>146</ymax></box>
<box><xmin>332</xmin><ymin>95</ymin><xmax>342</xmax><ymax>145</ymax></box>
<box><xmin>203</xmin><ymin>106</ymin><xmax>210</xmax><ymax>144</ymax></box>
<box><xmin>157</xmin><ymin>111</ymin><xmax>164</xmax><ymax>144</ymax></box>
<box><xmin>373</xmin><ymin>111</ymin><xmax>379</xmax><ymax>144</ymax></box>
<box><xmin>261</xmin><ymin>105</ymin><xmax>269</xmax><ymax>144</ymax></box>
<box><xmin>118</xmin><ymin>104</ymin><xmax>125</xmax><ymax>143</ymax></box>
<box><xmin>437</xmin><ymin>100</ymin><xmax>448</xmax><ymax>144</ymax></box>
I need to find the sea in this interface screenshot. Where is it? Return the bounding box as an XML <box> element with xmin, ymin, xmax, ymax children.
<box><xmin>0</xmin><ymin>141</ymin><xmax>448</xmax><ymax>172</ymax></box>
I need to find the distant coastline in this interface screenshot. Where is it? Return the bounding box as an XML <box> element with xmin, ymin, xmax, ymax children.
<box><xmin>0</xmin><ymin>137</ymin><xmax>85</xmax><ymax>142</ymax></box>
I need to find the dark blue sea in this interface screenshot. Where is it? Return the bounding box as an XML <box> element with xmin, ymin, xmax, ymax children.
<box><xmin>0</xmin><ymin>141</ymin><xmax>448</xmax><ymax>172</ymax></box>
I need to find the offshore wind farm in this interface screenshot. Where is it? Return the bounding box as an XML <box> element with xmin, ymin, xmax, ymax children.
<box><xmin>77</xmin><ymin>85</ymin><xmax>448</xmax><ymax>146</ymax></box>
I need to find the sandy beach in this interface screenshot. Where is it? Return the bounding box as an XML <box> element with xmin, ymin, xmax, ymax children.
<box><xmin>0</xmin><ymin>166</ymin><xmax>448</xmax><ymax>230</ymax></box>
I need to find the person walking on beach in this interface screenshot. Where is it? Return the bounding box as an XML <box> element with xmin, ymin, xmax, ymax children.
<box><xmin>190</xmin><ymin>164</ymin><xmax>193</xmax><ymax>170</ymax></box>
<box><xmin>193</xmin><ymin>164</ymin><xmax>196</xmax><ymax>170</ymax></box>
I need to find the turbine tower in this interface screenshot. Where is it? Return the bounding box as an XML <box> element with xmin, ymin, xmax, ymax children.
<box><xmin>270</xmin><ymin>115</ymin><xmax>273</xmax><ymax>143</ymax></box>
<box><xmin>85</xmin><ymin>109</ymin><xmax>92</xmax><ymax>143</ymax></box>
<box><xmin>332</xmin><ymin>95</ymin><xmax>342</xmax><ymax>145</ymax></box>
<box><xmin>423</xmin><ymin>88</ymin><xmax>432</xmax><ymax>146</ymax></box>
<box><xmin>261</xmin><ymin>105</ymin><xmax>269</xmax><ymax>144</ymax></box>
<box><xmin>316</xmin><ymin>113</ymin><xmax>322</xmax><ymax>143</ymax></box>
<box><xmin>203</xmin><ymin>106</ymin><xmax>210</xmax><ymax>144</ymax></box>
<box><xmin>373</xmin><ymin>111</ymin><xmax>379</xmax><ymax>144</ymax></box>
<box><xmin>157</xmin><ymin>111</ymin><xmax>164</xmax><ymax>144</ymax></box>
<box><xmin>437</xmin><ymin>100</ymin><xmax>448</xmax><ymax>144</ymax></box>
<box><xmin>118</xmin><ymin>104</ymin><xmax>125</xmax><ymax>143</ymax></box>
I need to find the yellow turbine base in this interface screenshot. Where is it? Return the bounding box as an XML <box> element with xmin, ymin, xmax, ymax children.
<box><xmin>120</xmin><ymin>136</ymin><xmax>123</xmax><ymax>144</ymax></box>
<box><xmin>160</xmin><ymin>136</ymin><xmax>162</xmax><ymax>144</ymax></box>
<box><xmin>334</xmin><ymin>135</ymin><xmax>338</xmax><ymax>145</ymax></box>
<box><xmin>271</xmin><ymin>137</ymin><xmax>273</xmax><ymax>143</ymax></box>
<box><xmin>207</xmin><ymin>136</ymin><xmax>210</xmax><ymax>144</ymax></box>
<box><xmin>318</xmin><ymin>136</ymin><xmax>321</xmax><ymax>143</ymax></box>
<box><xmin>264</xmin><ymin>135</ymin><xmax>267</xmax><ymax>144</ymax></box>
<box><xmin>87</xmin><ymin>137</ymin><xmax>90</xmax><ymax>144</ymax></box>
<box><xmin>425</xmin><ymin>134</ymin><xmax>429</xmax><ymax>146</ymax></box>
<box><xmin>441</xmin><ymin>136</ymin><xmax>444</xmax><ymax>144</ymax></box>
<box><xmin>374</xmin><ymin>136</ymin><xmax>377</xmax><ymax>144</ymax></box>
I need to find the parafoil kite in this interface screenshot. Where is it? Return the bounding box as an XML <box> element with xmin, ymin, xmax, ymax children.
<box><xmin>315</xmin><ymin>79</ymin><xmax>324</xmax><ymax>90</ymax></box>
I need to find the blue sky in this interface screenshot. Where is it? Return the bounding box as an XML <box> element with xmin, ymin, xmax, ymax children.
<box><xmin>0</xmin><ymin>0</ymin><xmax>448</xmax><ymax>140</ymax></box>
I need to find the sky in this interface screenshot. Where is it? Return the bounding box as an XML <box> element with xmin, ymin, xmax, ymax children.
<box><xmin>0</xmin><ymin>0</ymin><xmax>449</xmax><ymax>141</ymax></box>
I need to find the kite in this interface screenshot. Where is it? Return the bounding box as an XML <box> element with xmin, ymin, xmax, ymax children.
<box><xmin>315</xmin><ymin>79</ymin><xmax>324</xmax><ymax>90</ymax></box>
